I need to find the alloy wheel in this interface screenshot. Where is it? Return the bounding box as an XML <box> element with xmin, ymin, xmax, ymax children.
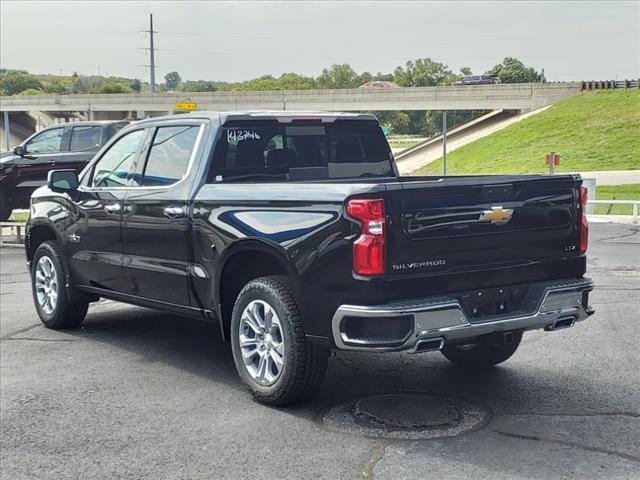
<box><xmin>35</xmin><ymin>256</ymin><xmax>58</xmax><ymax>315</ymax></box>
<box><xmin>238</xmin><ymin>300</ymin><xmax>285</xmax><ymax>386</ymax></box>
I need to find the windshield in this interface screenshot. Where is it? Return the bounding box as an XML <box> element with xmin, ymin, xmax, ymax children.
<box><xmin>213</xmin><ymin>120</ymin><xmax>395</xmax><ymax>182</ymax></box>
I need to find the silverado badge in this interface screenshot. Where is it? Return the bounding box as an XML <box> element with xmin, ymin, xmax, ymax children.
<box><xmin>479</xmin><ymin>206</ymin><xmax>513</xmax><ymax>225</ymax></box>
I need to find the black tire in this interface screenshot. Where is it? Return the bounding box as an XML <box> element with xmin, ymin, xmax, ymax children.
<box><xmin>31</xmin><ymin>241</ymin><xmax>88</xmax><ymax>329</ymax></box>
<box><xmin>441</xmin><ymin>330</ymin><xmax>523</xmax><ymax>368</ymax></box>
<box><xmin>0</xmin><ymin>194</ymin><xmax>12</xmax><ymax>221</ymax></box>
<box><xmin>230</xmin><ymin>275</ymin><xmax>329</xmax><ymax>406</ymax></box>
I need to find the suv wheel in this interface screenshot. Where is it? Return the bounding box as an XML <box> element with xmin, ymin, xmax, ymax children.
<box><xmin>230</xmin><ymin>276</ymin><xmax>328</xmax><ymax>406</ymax></box>
<box><xmin>441</xmin><ymin>330</ymin><xmax>523</xmax><ymax>368</ymax></box>
<box><xmin>31</xmin><ymin>241</ymin><xmax>88</xmax><ymax>329</ymax></box>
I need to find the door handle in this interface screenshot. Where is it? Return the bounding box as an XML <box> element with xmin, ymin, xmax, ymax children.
<box><xmin>163</xmin><ymin>206</ymin><xmax>186</xmax><ymax>219</ymax></box>
<box><xmin>104</xmin><ymin>203</ymin><xmax>122</xmax><ymax>214</ymax></box>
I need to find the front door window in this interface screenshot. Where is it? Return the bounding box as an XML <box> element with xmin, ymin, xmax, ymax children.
<box><xmin>25</xmin><ymin>128</ymin><xmax>64</xmax><ymax>154</ymax></box>
<box><xmin>90</xmin><ymin>130</ymin><xmax>145</xmax><ymax>188</ymax></box>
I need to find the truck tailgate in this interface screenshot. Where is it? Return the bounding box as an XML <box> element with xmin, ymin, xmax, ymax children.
<box><xmin>384</xmin><ymin>175</ymin><xmax>582</xmax><ymax>277</ymax></box>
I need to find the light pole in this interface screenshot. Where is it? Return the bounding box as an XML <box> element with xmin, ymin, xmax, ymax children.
<box><xmin>442</xmin><ymin>111</ymin><xmax>448</xmax><ymax>175</ymax></box>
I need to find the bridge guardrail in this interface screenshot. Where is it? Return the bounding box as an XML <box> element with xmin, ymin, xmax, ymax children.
<box><xmin>582</xmin><ymin>79</ymin><xmax>639</xmax><ymax>90</ymax></box>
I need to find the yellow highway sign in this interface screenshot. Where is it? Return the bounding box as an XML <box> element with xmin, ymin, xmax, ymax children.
<box><xmin>175</xmin><ymin>102</ymin><xmax>197</xmax><ymax>111</ymax></box>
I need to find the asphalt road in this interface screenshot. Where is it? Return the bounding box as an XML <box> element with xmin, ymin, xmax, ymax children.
<box><xmin>1</xmin><ymin>224</ymin><xmax>639</xmax><ymax>479</ymax></box>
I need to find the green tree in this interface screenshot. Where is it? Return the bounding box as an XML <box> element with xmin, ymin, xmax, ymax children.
<box><xmin>92</xmin><ymin>82</ymin><xmax>132</xmax><ymax>94</ymax></box>
<box><xmin>0</xmin><ymin>70</ymin><xmax>44</xmax><ymax>95</ymax></box>
<box><xmin>373</xmin><ymin>111</ymin><xmax>411</xmax><ymax>133</ymax></box>
<box><xmin>488</xmin><ymin>57</ymin><xmax>544</xmax><ymax>83</ymax></box>
<box><xmin>179</xmin><ymin>80</ymin><xmax>218</xmax><ymax>92</ymax></box>
<box><xmin>164</xmin><ymin>71</ymin><xmax>182</xmax><ymax>90</ymax></box>
<box><xmin>17</xmin><ymin>88</ymin><xmax>46</xmax><ymax>96</ymax></box>
<box><xmin>459</xmin><ymin>66</ymin><xmax>472</xmax><ymax>76</ymax></box>
<box><xmin>228</xmin><ymin>73</ymin><xmax>315</xmax><ymax>91</ymax></box>
<box><xmin>42</xmin><ymin>79</ymin><xmax>71</xmax><ymax>94</ymax></box>
<box><xmin>316</xmin><ymin>64</ymin><xmax>360</xmax><ymax>89</ymax></box>
<box><xmin>393</xmin><ymin>58</ymin><xmax>457</xmax><ymax>87</ymax></box>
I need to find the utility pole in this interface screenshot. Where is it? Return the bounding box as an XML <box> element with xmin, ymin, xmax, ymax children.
<box><xmin>142</xmin><ymin>14</ymin><xmax>157</xmax><ymax>93</ymax></box>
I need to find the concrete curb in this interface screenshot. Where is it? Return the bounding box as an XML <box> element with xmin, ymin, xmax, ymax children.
<box><xmin>0</xmin><ymin>243</ymin><xmax>24</xmax><ymax>248</ymax></box>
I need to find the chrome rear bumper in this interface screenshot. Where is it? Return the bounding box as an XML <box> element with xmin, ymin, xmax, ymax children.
<box><xmin>331</xmin><ymin>278</ymin><xmax>594</xmax><ymax>352</ymax></box>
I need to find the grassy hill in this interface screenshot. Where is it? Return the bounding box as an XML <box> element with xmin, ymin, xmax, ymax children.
<box><xmin>413</xmin><ymin>90</ymin><xmax>640</xmax><ymax>175</ymax></box>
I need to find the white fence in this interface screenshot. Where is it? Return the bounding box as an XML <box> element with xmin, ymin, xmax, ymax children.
<box><xmin>587</xmin><ymin>200</ymin><xmax>639</xmax><ymax>223</ymax></box>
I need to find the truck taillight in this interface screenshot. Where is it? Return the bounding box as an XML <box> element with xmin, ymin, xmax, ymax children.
<box><xmin>347</xmin><ymin>198</ymin><xmax>386</xmax><ymax>276</ymax></box>
<box><xmin>579</xmin><ymin>186</ymin><xmax>589</xmax><ymax>254</ymax></box>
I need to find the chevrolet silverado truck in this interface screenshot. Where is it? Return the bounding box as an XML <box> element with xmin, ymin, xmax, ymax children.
<box><xmin>1</xmin><ymin>120</ymin><xmax>128</xmax><ymax>220</ymax></box>
<box><xmin>24</xmin><ymin>111</ymin><xmax>594</xmax><ymax>405</ymax></box>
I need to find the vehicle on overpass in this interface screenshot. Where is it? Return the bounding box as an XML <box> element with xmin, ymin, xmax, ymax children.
<box><xmin>24</xmin><ymin>111</ymin><xmax>594</xmax><ymax>406</ymax></box>
<box><xmin>0</xmin><ymin>120</ymin><xmax>128</xmax><ymax>220</ymax></box>
<box><xmin>359</xmin><ymin>80</ymin><xmax>399</xmax><ymax>89</ymax></box>
<box><xmin>456</xmin><ymin>74</ymin><xmax>502</xmax><ymax>85</ymax></box>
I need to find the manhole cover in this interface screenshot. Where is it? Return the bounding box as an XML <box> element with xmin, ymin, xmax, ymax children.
<box><xmin>323</xmin><ymin>392</ymin><xmax>489</xmax><ymax>440</ymax></box>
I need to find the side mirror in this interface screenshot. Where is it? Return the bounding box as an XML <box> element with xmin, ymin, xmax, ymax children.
<box><xmin>48</xmin><ymin>170</ymin><xmax>79</xmax><ymax>193</ymax></box>
<box><xmin>13</xmin><ymin>145</ymin><xmax>25</xmax><ymax>156</ymax></box>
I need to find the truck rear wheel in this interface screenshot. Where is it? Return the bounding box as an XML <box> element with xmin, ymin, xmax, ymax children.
<box><xmin>441</xmin><ymin>331</ymin><xmax>523</xmax><ymax>368</ymax></box>
<box><xmin>31</xmin><ymin>241</ymin><xmax>89</xmax><ymax>329</ymax></box>
<box><xmin>230</xmin><ymin>275</ymin><xmax>328</xmax><ymax>406</ymax></box>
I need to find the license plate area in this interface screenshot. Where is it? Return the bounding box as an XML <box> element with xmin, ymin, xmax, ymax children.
<box><xmin>456</xmin><ymin>284</ymin><xmax>532</xmax><ymax>322</ymax></box>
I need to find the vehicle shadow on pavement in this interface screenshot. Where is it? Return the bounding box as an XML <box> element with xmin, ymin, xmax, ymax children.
<box><xmin>66</xmin><ymin>301</ymin><xmax>638</xmax><ymax>423</ymax></box>
<box><xmin>69</xmin><ymin>303</ymin><xmax>244</xmax><ymax>393</ymax></box>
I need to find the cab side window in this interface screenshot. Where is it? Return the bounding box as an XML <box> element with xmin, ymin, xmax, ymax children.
<box><xmin>70</xmin><ymin>126</ymin><xmax>102</xmax><ymax>151</ymax></box>
<box><xmin>139</xmin><ymin>125</ymin><xmax>199</xmax><ymax>186</ymax></box>
<box><xmin>25</xmin><ymin>127</ymin><xmax>65</xmax><ymax>154</ymax></box>
<box><xmin>90</xmin><ymin>130</ymin><xmax>145</xmax><ymax>188</ymax></box>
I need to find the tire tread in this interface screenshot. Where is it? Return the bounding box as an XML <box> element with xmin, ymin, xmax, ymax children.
<box><xmin>231</xmin><ymin>275</ymin><xmax>328</xmax><ymax>406</ymax></box>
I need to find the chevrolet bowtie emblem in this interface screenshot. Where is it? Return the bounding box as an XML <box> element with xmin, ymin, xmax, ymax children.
<box><xmin>479</xmin><ymin>206</ymin><xmax>514</xmax><ymax>225</ymax></box>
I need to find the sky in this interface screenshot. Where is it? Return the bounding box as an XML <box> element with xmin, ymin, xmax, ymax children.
<box><xmin>1</xmin><ymin>1</ymin><xmax>638</xmax><ymax>83</ymax></box>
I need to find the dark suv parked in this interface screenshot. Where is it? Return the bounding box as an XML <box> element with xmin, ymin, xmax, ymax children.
<box><xmin>456</xmin><ymin>75</ymin><xmax>502</xmax><ymax>85</ymax></box>
<box><xmin>1</xmin><ymin>121</ymin><xmax>127</xmax><ymax>220</ymax></box>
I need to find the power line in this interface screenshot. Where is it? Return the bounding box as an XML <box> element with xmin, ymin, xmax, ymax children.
<box><xmin>158</xmin><ymin>30</ymin><xmax>637</xmax><ymax>45</ymax></box>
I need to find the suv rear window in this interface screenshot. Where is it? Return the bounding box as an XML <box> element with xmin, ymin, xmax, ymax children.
<box><xmin>213</xmin><ymin>121</ymin><xmax>394</xmax><ymax>182</ymax></box>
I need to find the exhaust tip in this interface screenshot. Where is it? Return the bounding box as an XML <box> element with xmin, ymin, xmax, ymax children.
<box><xmin>412</xmin><ymin>337</ymin><xmax>445</xmax><ymax>353</ymax></box>
<box><xmin>545</xmin><ymin>315</ymin><xmax>577</xmax><ymax>331</ymax></box>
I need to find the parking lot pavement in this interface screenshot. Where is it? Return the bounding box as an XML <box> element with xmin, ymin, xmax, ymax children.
<box><xmin>1</xmin><ymin>223</ymin><xmax>639</xmax><ymax>479</ymax></box>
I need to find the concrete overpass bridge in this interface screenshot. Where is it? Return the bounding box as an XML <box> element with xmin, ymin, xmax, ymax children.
<box><xmin>1</xmin><ymin>83</ymin><xmax>581</xmax><ymax>148</ymax></box>
<box><xmin>0</xmin><ymin>82</ymin><xmax>580</xmax><ymax>114</ymax></box>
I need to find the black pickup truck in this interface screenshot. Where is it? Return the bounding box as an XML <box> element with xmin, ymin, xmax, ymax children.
<box><xmin>25</xmin><ymin>111</ymin><xmax>594</xmax><ymax>405</ymax></box>
<box><xmin>1</xmin><ymin>120</ymin><xmax>128</xmax><ymax>220</ymax></box>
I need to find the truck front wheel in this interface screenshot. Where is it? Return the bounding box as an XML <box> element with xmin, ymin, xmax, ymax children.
<box><xmin>230</xmin><ymin>276</ymin><xmax>328</xmax><ymax>406</ymax></box>
<box><xmin>31</xmin><ymin>241</ymin><xmax>89</xmax><ymax>329</ymax></box>
<box><xmin>441</xmin><ymin>330</ymin><xmax>523</xmax><ymax>368</ymax></box>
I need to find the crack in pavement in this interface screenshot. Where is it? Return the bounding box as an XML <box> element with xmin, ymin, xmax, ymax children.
<box><xmin>0</xmin><ymin>323</ymin><xmax>41</xmax><ymax>340</ymax></box>
<box><xmin>598</xmin><ymin>228</ymin><xmax>640</xmax><ymax>243</ymax></box>
<box><xmin>596</xmin><ymin>287</ymin><xmax>640</xmax><ymax>291</ymax></box>
<box><xmin>493</xmin><ymin>430</ymin><xmax>640</xmax><ymax>463</ymax></box>
<box><xmin>496</xmin><ymin>412</ymin><xmax>640</xmax><ymax>418</ymax></box>
<box><xmin>359</xmin><ymin>441</ymin><xmax>387</xmax><ymax>479</ymax></box>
